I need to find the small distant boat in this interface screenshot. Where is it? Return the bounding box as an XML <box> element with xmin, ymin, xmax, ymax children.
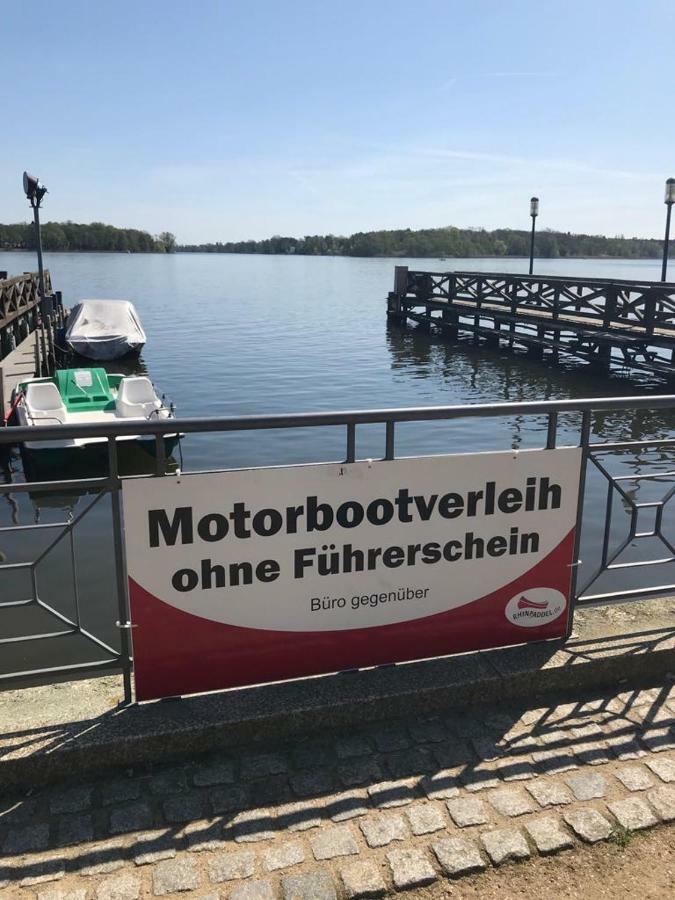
<box><xmin>12</xmin><ymin>367</ymin><xmax>178</xmax><ymax>480</ymax></box>
<box><xmin>65</xmin><ymin>299</ymin><xmax>146</xmax><ymax>361</ymax></box>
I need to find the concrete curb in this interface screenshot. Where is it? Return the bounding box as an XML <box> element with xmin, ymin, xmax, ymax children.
<box><xmin>1</xmin><ymin>629</ymin><xmax>673</xmax><ymax>788</ymax></box>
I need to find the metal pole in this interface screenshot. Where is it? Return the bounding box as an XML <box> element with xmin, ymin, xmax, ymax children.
<box><xmin>662</xmin><ymin>202</ymin><xmax>673</xmax><ymax>283</ymax></box>
<box><xmin>529</xmin><ymin>215</ymin><xmax>536</xmax><ymax>275</ymax></box>
<box><xmin>107</xmin><ymin>438</ymin><xmax>133</xmax><ymax>705</ymax></box>
<box><xmin>32</xmin><ymin>201</ymin><xmax>46</xmax><ymax>301</ymax></box>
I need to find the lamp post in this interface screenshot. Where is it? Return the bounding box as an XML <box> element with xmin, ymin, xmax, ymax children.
<box><xmin>529</xmin><ymin>196</ymin><xmax>539</xmax><ymax>275</ymax></box>
<box><xmin>22</xmin><ymin>171</ymin><xmax>48</xmax><ymax>301</ymax></box>
<box><xmin>662</xmin><ymin>178</ymin><xmax>675</xmax><ymax>283</ymax></box>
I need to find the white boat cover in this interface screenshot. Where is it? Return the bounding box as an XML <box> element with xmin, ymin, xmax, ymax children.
<box><xmin>65</xmin><ymin>300</ymin><xmax>146</xmax><ymax>361</ymax></box>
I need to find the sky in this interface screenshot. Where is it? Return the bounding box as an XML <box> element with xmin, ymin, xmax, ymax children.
<box><xmin>0</xmin><ymin>0</ymin><xmax>673</xmax><ymax>243</ymax></box>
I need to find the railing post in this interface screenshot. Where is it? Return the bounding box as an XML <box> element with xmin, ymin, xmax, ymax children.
<box><xmin>566</xmin><ymin>411</ymin><xmax>591</xmax><ymax>639</ymax></box>
<box><xmin>107</xmin><ymin>437</ymin><xmax>133</xmax><ymax>705</ymax></box>
<box><xmin>603</xmin><ymin>283</ymin><xmax>617</xmax><ymax>329</ymax></box>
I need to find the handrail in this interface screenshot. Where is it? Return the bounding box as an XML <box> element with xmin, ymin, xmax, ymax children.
<box><xmin>3</xmin><ymin>395</ymin><xmax>675</xmax><ymax>444</ymax></box>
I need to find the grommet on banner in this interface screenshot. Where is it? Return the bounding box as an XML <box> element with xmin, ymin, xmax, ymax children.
<box><xmin>567</xmin><ymin>559</ymin><xmax>583</xmax><ymax>568</ymax></box>
<box><xmin>175</xmin><ymin>467</ymin><xmax>181</xmax><ymax>484</ymax></box>
<box><xmin>511</xmin><ymin>442</ymin><xmax>519</xmax><ymax>460</ymax></box>
<box><xmin>367</xmin><ymin>458</ymin><xmax>373</xmax><ymax>468</ymax></box>
<box><xmin>116</xmin><ymin>620</ymin><xmax>137</xmax><ymax>629</ymax></box>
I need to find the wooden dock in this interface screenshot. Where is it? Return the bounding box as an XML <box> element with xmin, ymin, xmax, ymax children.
<box><xmin>0</xmin><ymin>270</ymin><xmax>62</xmax><ymax>416</ymax></box>
<box><xmin>387</xmin><ymin>266</ymin><xmax>675</xmax><ymax>377</ymax></box>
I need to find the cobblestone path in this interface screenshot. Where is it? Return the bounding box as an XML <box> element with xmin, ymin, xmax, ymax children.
<box><xmin>1</xmin><ymin>680</ymin><xmax>675</xmax><ymax>898</ymax></box>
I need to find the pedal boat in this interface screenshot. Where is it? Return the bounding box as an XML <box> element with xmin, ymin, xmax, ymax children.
<box><xmin>12</xmin><ymin>368</ymin><xmax>179</xmax><ymax>480</ymax></box>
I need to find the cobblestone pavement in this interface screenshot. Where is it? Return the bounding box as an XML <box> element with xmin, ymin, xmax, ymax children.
<box><xmin>1</xmin><ymin>680</ymin><xmax>675</xmax><ymax>898</ymax></box>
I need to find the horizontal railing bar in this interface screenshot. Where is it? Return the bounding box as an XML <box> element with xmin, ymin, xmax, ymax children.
<box><xmin>607</xmin><ymin>556</ymin><xmax>675</xmax><ymax>569</ymax></box>
<box><xmin>2</xmin><ymin>395</ymin><xmax>675</xmax><ymax>444</ymax></box>
<box><xmin>0</xmin><ymin>478</ymin><xmax>109</xmax><ymax>495</ymax></box>
<box><xmin>0</xmin><ymin>521</ymin><xmax>72</xmax><ymax>534</ymax></box>
<box><xmin>0</xmin><ymin>658</ymin><xmax>123</xmax><ymax>692</ymax></box>
<box><xmin>407</xmin><ymin>269</ymin><xmax>675</xmax><ymax>290</ymax></box>
<box><xmin>578</xmin><ymin>583</ymin><xmax>675</xmax><ymax>604</ymax></box>
<box><xmin>588</xmin><ymin>439</ymin><xmax>675</xmax><ymax>452</ymax></box>
<box><xmin>0</xmin><ymin>628</ymin><xmax>77</xmax><ymax>644</ymax></box>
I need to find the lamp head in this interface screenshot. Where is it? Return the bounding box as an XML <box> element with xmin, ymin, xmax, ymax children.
<box><xmin>530</xmin><ymin>196</ymin><xmax>539</xmax><ymax>217</ymax></box>
<box><xmin>23</xmin><ymin>171</ymin><xmax>47</xmax><ymax>205</ymax></box>
<box><xmin>666</xmin><ymin>178</ymin><xmax>675</xmax><ymax>205</ymax></box>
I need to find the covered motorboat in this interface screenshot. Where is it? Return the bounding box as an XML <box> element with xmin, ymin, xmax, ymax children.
<box><xmin>65</xmin><ymin>299</ymin><xmax>146</xmax><ymax>360</ymax></box>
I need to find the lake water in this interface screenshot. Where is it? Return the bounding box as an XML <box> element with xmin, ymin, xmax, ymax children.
<box><xmin>1</xmin><ymin>251</ymin><xmax>674</xmax><ymax>677</ymax></box>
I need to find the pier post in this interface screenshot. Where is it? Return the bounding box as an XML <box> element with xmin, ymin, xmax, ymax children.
<box><xmin>441</xmin><ymin>307</ymin><xmax>458</xmax><ymax>340</ymax></box>
<box><xmin>387</xmin><ymin>266</ymin><xmax>409</xmax><ymax>322</ymax></box>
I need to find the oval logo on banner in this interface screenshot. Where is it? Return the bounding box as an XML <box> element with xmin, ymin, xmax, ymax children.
<box><xmin>505</xmin><ymin>588</ymin><xmax>566</xmax><ymax>628</ymax></box>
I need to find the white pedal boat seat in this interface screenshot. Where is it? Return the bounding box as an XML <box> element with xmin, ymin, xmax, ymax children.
<box><xmin>24</xmin><ymin>382</ymin><xmax>67</xmax><ymax>424</ymax></box>
<box><xmin>115</xmin><ymin>376</ymin><xmax>163</xmax><ymax>418</ymax></box>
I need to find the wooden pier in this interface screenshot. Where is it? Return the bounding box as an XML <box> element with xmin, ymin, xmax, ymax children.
<box><xmin>0</xmin><ymin>270</ymin><xmax>64</xmax><ymax>415</ymax></box>
<box><xmin>387</xmin><ymin>266</ymin><xmax>675</xmax><ymax>377</ymax></box>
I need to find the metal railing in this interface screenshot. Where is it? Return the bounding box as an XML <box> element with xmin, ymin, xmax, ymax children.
<box><xmin>2</xmin><ymin>393</ymin><xmax>675</xmax><ymax>703</ymax></box>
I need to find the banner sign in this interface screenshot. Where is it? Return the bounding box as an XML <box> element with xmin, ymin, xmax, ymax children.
<box><xmin>122</xmin><ymin>448</ymin><xmax>582</xmax><ymax>701</ymax></box>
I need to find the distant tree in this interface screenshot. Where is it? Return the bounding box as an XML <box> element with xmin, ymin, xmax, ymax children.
<box><xmin>158</xmin><ymin>232</ymin><xmax>176</xmax><ymax>253</ymax></box>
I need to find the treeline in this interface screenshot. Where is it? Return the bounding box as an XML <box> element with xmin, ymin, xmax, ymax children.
<box><xmin>0</xmin><ymin>222</ymin><xmax>176</xmax><ymax>253</ymax></box>
<box><xmin>179</xmin><ymin>226</ymin><xmax>672</xmax><ymax>259</ymax></box>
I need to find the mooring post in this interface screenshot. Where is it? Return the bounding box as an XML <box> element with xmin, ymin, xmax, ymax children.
<box><xmin>388</xmin><ymin>265</ymin><xmax>408</xmax><ymax>322</ymax></box>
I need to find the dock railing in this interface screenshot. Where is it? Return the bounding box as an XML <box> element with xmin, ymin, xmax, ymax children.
<box><xmin>2</xmin><ymin>394</ymin><xmax>675</xmax><ymax>703</ymax></box>
<box><xmin>388</xmin><ymin>266</ymin><xmax>675</xmax><ymax>375</ymax></box>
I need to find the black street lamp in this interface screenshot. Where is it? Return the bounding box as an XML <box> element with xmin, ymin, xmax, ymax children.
<box><xmin>662</xmin><ymin>178</ymin><xmax>675</xmax><ymax>282</ymax></box>
<box><xmin>22</xmin><ymin>171</ymin><xmax>48</xmax><ymax>301</ymax></box>
<box><xmin>529</xmin><ymin>196</ymin><xmax>539</xmax><ymax>275</ymax></box>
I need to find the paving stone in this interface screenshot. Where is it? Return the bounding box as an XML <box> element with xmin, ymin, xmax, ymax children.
<box><xmin>646</xmin><ymin>756</ymin><xmax>675</xmax><ymax>782</ymax></box>
<box><xmin>525</xmin><ymin>779</ymin><xmax>572</xmax><ymax>807</ymax></box>
<box><xmin>608</xmin><ymin>796</ymin><xmax>658</xmax><ymax>831</ymax></box>
<box><xmin>525</xmin><ymin>816</ymin><xmax>574</xmax><ymax>855</ymax></box>
<box><xmin>78</xmin><ymin>839</ymin><xmax>128</xmax><ymax>875</ymax></box>
<box><xmin>420</xmin><ymin>769</ymin><xmax>460</xmax><ymax>800</ymax></box>
<box><xmin>292</xmin><ymin>740</ymin><xmax>335</xmax><ymax>771</ymax></box>
<box><xmin>461</xmin><ymin>765</ymin><xmax>501</xmax><ymax>793</ymax></box>
<box><xmin>208</xmin><ymin>849</ymin><xmax>256</xmax><ymax>882</ymax></box>
<box><xmin>18</xmin><ymin>853</ymin><xmax>66</xmax><ymax>887</ymax></box>
<box><xmin>432</xmin><ymin>836</ymin><xmax>486</xmax><ymax>877</ymax></box>
<box><xmin>371</xmin><ymin>725</ymin><xmax>411</xmax><ymax>752</ymax></box>
<box><xmin>408</xmin><ymin>717</ymin><xmax>447</xmax><ymax>744</ymax></box>
<box><xmin>337</xmin><ymin>757</ymin><xmax>383</xmax><ymax>787</ymax></box>
<box><xmin>450</xmin><ymin>712</ymin><xmax>488</xmax><ymax>739</ymax></box>
<box><xmin>277</xmin><ymin>799</ymin><xmax>324</xmax><ymax>831</ymax></box>
<box><xmin>647</xmin><ymin>784</ymin><xmax>675</xmax><ymax>822</ymax></box>
<box><xmin>133</xmin><ymin>830</ymin><xmax>177</xmax><ymax>865</ymax></box>
<box><xmin>148</xmin><ymin>768</ymin><xmax>189</xmax><ymax>796</ymax></box>
<box><xmin>49</xmin><ymin>785</ymin><xmax>92</xmax><ymax>815</ymax></box>
<box><xmin>281</xmin><ymin>869</ymin><xmax>337</xmax><ymax>900</ymax></box>
<box><xmin>58</xmin><ymin>813</ymin><xmax>94</xmax><ymax>845</ymax></box>
<box><xmin>480</xmin><ymin>828</ymin><xmax>530</xmax><ymax>865</ymax></box>
<box><xmin>404</xmin><ymin>802</ymin><xmax>446</xmax><ymax>835</ymax></box>
<box><xmin>183</xmin><ymin>819</ymin><xmax>228</xmax><ymax>853</ymax></box>
<box><xmin>565</xmin><ymin>771</ymin><xmax>607</xmax><ymax>801</ymax></box>
<box><xmin>385</xmin><ymin>747</ymin><xmax>434</xmax><ymax>779</ymax></box>
<box><xmin>241</xmin><ymin>752</ymin><xmax>289</xmax><ymax>780</ymax></box>
<box><xmin>230</xmin><ymin>880</ymin><xmax>275</xmax><ymax>900</ymax></box>
<box><xmin>574</xmin><ymin>741</ymin><xmax>612</xmax><ymax>766</ymax></box>
<box><xmin>532</xmin><ymin>748</ymin><xmax>578</xmax><ymax>775</ymax></box>
<box><xmin>340</xmin><ymin>859</ymin><xmax>387</xmax><ymax>898</ymax></box>
<box><xmin>232</xmin><ymin>808</ymin><xmax>276</xmax><ymax>842</ymax></box>
<box><xmin>606</xmin><ymin>733</ymin><xmax>647</xmax><ymax>761</ymax></box>
<box><xmin>487</xmin><ymin>787</ymin><xmax>535</xmax><ymax>817</ymax></box>
<box><xmin>152</xmin><ymin>856</ymin><xmax>199</xmax><ymax>894</ymax></box>
<box><xmin>101</xmin><ymin>778</ymin><xmax>142</xmax><ymax>806</ymax></box>
<box><xmin>249</xmin><ymin>777</ymin><xmax>293</xmax><ymax>807</ymax></box>
<box><xmin>446</xmin><ymin>796</ymin><xmax>489</xmax><ymax>827</ymax></box>
<box><xmin>386</xmin><ymin>848</ymin><xmax>436</xmax><ymax>890</ymax></box>
<box><xmin>193</xmin><ymin>760</ymin><xmax>235</xmax><ymax>786</ymax></box>
<box><xmin>496</xmin><ymin>757</ymin><xmax>536</xmax><ymax>782</ymax></box>
<box><xmin>290</xmin><ymin>768</ymin><xmax>336</xmax><ymax>798</ymax></box>
<box><xmin>327</xmin><ymin>789</ymin><xmax>371</xmax><ymax>822</ymax></box>
<box><xmin>211</xmin><ymin>785</ymin><xmax>248</xmax><ymax>814</ymax></box>
<box><xmin>262</xmin><ymin>839</ymin><xmax>305</xmax><ymax>871</ymax></box>
<box><xmin>335</xmin><ymin>735</ymin><xmax>372</xmax><ymax>759</ymax></box>
<box><xmin>615</xmin><ymin>765</ymin><xmax>654</xmax><ymax>792</ymax></box>
<box><xmin>95</xmin><ymin>872</ymin><xmax>142</xmax><ymax>900</ymax></box>
<box><xmin>37</xmin><ymin>890</ymin><xmax>87</xmax><ymax>900</ymax></box>
<box><xmin>432</xmin><ymin>740</ymin><xmax>473</xmax><ymax>768</ymax></box>
<box><xmin>109</xmin><ymin>801</ymin><xmax>153</xmax><ymax>835</ymax></box>
<box><xmin>641</xmin><ymin>727</ymin><xmax>675</xmax><ymax>752</ymax></box>
<box><xmin>359</xmin><ymin>812</ymin><xmax>408</xmax><ymax>847</ymax></box>
<box><xmin>367</xmin><ymin>778</ymin><xmax>416</xmax><ymax>808</ymax></box>
<box><xmin>563</xmin><ymin>808</ymin><xmax>613</xmax><ymax>843</ymax></box>
<box><xmin>2</xmin><ymin>822</ymin><xmax>50</xmax><ymax>854</ymax></box>
<box><xmin>472</xmin><ymin>737</ymin><xmax>504</xmax><ymax>761</ymax></box>
<box><xmin>310</xmin><ymin>824</ymin><xmax>359</xmax><ymax>860</ymax></box>
<box><xmin>163</xmin><ymin>791</ymin><xmax>204</xmax><ymax>823</ymax></box>
<box><xmin>0</xmin><ymin>797</ymin><xmax>39</xmax><ymax>826</ymax></box>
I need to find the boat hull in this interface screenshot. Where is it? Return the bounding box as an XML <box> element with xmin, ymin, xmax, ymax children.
<box><xmin>20</xmin><ymin>435</ymin><xmax>180</xmax><ymax>481</ymax></box>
